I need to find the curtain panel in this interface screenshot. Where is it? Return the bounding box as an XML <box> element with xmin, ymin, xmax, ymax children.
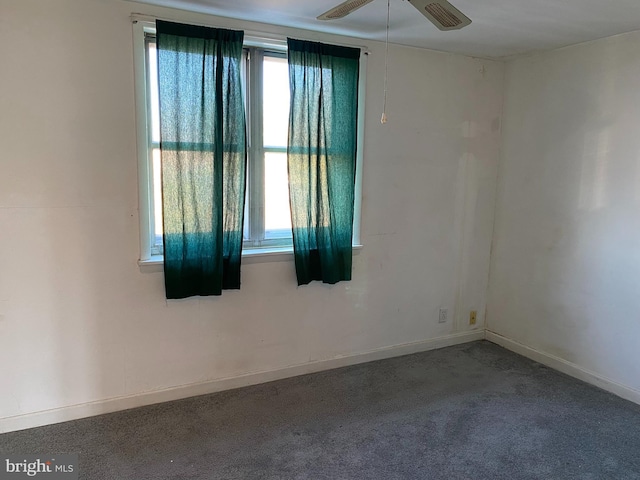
<box><xmin>156</xmin><ymin>21</ymin><xmax>246</xmax><ymax>298</ymax></box>
<box><xmin>286</xmin><ymin>38</ymin><xmax>361</xmax><ymax>285</ymax></box>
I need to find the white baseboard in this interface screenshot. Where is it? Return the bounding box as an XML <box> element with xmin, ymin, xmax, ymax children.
<box><xmin>0</xmin><ymin>330</ymin><xmax>484</xmax><ymax>434</ymax></box>
<box><xmin>486</xmin><ymin>331</ymin><xmax>640</xmax><ymax>406</ymax></box>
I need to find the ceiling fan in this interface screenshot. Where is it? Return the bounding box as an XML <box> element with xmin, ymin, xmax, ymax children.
<box><xmin>318</xmin><ymin>0</ymin><xmax>472</xmax><ymax>31</ymax></box>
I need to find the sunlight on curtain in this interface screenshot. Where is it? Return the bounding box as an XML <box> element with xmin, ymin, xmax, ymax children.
<box><xmin>157</xmin><ymin>21</ymin><xmax>246</xmax><ymax>298</ymax></box>
<box><xmin>287</xmin><ymin>38</ymin><xmax>360</xmax><ymax>285</ymax></box>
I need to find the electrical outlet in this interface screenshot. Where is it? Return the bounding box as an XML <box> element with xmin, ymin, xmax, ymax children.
<box><xmin>469</xmin><ymin>310</ymin><xmax>477</xmax><ymax>325</ymax></box>
<box><xmin>438</xmin><ymin>308</ymin><xmax>448</xmax><ymax>324</ymax></box>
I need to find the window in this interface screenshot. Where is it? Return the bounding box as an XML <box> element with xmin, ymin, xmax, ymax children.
<box><xmin>243</xmin><ymin>50</ymin><xmax>293</xmax><ymax>249</ymax></box>
<box><xmin>133</xmin><ymin>19</ymin><xmax>365</xmax><ymax>264</ymax></box>
<box><xmin>144</xmin><ymin>33</ymin><xmax>292</xmax><ymax>255</ymax></box>
<box><xmin>143</xmin><ymin>34</ymin><xmax>163</xmax><ymax>256</ymax></box>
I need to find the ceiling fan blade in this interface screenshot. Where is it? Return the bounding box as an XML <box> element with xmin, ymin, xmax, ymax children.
<box><xmin>317</xmin><ymin>0</ymin><xmax>376</xmax><ymax>20</ymax></box>
<box><xmin>408</xmin><ymin>0</ymin><xmax>472</xmax><ymax>30</ymax></box>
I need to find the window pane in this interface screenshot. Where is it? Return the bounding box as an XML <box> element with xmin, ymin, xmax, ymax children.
<box><xmin>147</xmin><ymin>38</ymin><xmax>162</xmax><ymax>252</ymax></box>
<box><xmin>147</xmin><ymin>41</ymin><xmax>160</xmax><ymax>144</ymax></box>
<box><xmin>243</xmin><ymin>167</ymin><xmax>250</xmax><ymax>241</ymax></box>
<box><xmin>263</xmin><ymin>56</ymin><xmax>289</xmax><ymax>148</ymax></box>
<box><xmin>264</xmin><ymin>152</ymin><xmax>291</xmax><ymax>238</ymax></box>
<box><xmin>152</xmin><ymin>148</ymin><xmax>163</xmax><ymax>247</ymax></box>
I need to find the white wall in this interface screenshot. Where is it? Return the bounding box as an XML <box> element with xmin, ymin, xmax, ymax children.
<box><xmin>488</xmin><ymin>31</ymin><xmax>640</xmax><ymax>396</ymax></box>
<box><xmin>0</xmin><ymin>0</ymin><xmax>503</xmax><ymax>430</ymax></box>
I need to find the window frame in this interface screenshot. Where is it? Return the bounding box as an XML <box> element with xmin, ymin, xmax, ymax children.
<box><xmin>132</xmin><ymin>18</ymin><xmax>365</xmax><ymax>266</ymax></box>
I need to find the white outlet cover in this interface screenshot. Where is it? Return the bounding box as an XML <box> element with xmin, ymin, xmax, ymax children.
<box><xmin>438</xmin><ymin>308</ymin><xmax>448</xmax><ymax>323</ymax></box>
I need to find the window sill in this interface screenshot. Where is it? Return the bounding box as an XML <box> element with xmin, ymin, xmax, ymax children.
<box><xmin>138</xmin><ymin>245</ymin><xmax>363</xmax><ymax>273</ymax></box>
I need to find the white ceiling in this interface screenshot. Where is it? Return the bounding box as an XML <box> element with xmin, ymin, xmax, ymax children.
<box><xmin>131</xmin><ymin>0</ymin><xmax>640</xmax><ymax>59</ymax></box>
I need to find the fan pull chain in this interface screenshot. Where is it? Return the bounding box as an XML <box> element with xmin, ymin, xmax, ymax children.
<box><xmin>381</xmin><ymin>0</ymin><xmax>390</xmax><ymax>124</ymax></box>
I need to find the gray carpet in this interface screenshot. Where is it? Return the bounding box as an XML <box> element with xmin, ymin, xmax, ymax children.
<box><xmin>2</xmin><ymin>341</ymin><xmax>640</xmax><ymax>479</ymax></box>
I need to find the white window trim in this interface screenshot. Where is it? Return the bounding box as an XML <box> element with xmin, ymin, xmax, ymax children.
<box><xmin>132</xmin><ymin>17</ymin><xmax>366</xmax><ymax>270</ymax></box>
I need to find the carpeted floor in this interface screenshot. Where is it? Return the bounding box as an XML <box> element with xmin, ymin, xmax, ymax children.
<box><xmin>2</xmin><ymin>340</ymin><xmax>640</xmax><ymax>479</ymax></box>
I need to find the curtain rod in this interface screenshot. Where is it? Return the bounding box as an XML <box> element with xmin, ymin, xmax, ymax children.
<box><xmin>130</xmin><ymin>13</ymin><xmax>371</xmax><ymax>55</ymax></box>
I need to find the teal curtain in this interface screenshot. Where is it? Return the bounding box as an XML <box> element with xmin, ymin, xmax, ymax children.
<box><xmin>286</xmin><ymin>38</ymin><xmax>360</xmax><ymax>285</ymax></box>
<box><xmin>156</xmin><ymin>21</ymin><xmax>246</xmax><ymax>299</ymax></box>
